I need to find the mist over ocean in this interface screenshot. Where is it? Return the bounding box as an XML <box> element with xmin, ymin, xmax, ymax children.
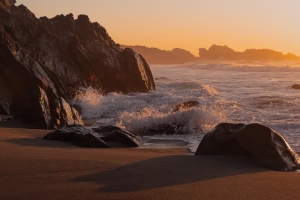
<box><xmin>74</xmin><ymin>60</ymin><xmax>300</xmax><ymax>153</ymax></box>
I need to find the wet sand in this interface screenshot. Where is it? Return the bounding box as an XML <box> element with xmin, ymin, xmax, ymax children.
<box><xmin>1</xmin><ymin>122</ymin><xmax>300</xmax><ymax>199</ymax></box>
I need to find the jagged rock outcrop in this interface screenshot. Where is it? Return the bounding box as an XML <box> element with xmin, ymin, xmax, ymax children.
<box><xmin>195</xmin><ymin>123</ymin><xmax>300</xmax><ymax>171</ymax></box>
<box><xmin>120</xmin><ymin>48</ymin><xmax>156</xmax><ymax>92</ymax></box>
<box><xmin>0</xmin><ymin>1</ymin><xmax>156</xmax><ymax>118</ymax></box>
<box><xmin>12</xmin><ymin>85</ymin><xmax>52</xmax><ymax>129</ymax></box>
<box><xmin>122</xmin><ymin>45</ymin><xmax>197</xmax><ymax>64</ymax></box>
<box><xmin>199</xmin><ymin>45</ymin><xmax>300</xmax><ymax>60</ymax></box>
<box><xmin>49</xmin><ymin>97</ymin><xmax>84</xmax><ymax>128</ymax></box>
<box><xmin>44</xmin><ymin>124</ymin><xmax>143</xmax><ymax>148</ymax></box>
<box><xmin>12</xmin><ymin>84</ymin><xmax>83</xmax><ymax>129</ymax></box>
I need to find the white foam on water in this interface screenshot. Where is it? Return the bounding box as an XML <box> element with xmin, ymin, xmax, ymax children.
<box><xmin>73</xmin><ymin>60</ymin><xmax>300</xmax><ymax>153</ymax></box>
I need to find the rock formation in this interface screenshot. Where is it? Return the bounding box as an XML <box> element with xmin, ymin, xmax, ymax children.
<box><xmin>0</xmin><ymin>1</ymin><xmax>156</xmax><ymax>127</ymax></box>
<box><xmin>12</xmin><ymin>84</ymin><xmax>52</xmax><ymax>129</ymax></box>
<box><xmin>92</xmin><ymin>125</ymin><xmax>143</xmax><ymax>147</ymax></box>
<box><xmin>43</xmin><ymin>124</ymin><xmax>109</xmax><ymax>148</ymax></box>
<box><xmin>142</xmin><ymin>101</ymin><xmax>201</xmax><ymax>135</ymax></box>
<box><xmin>44</xmin><ymin>124</ymin><xmax>143</xmax><ymax>148</ymax></box>
<box><xmin>195</xmin><ymin>123</ymin><xmax>300</xmax><ymax>171</ymax></box>
<box><xmin>122</xmin><ymin>45</ymin><xmax>197</xmax><ymax>64</ymax></box>
<box><xmin>12</xmin><ymin>84</ymin><xmax>84</xmax><ymax>129</ymax></box>
<box><xmin>199</xmin><ymin>45</ymin><xmax>300</xmax><ymax>60</ymax></box>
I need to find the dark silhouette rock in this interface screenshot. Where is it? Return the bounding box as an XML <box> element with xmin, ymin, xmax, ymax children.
<box><xmin>199</xmin><ymin>45</ymin><xmax>235</xmax><ymax>60</ymax></box>
<box><xmin>120</xmin><ymin>48</ymin><xmax>156</xmax><ymax>92</ymax></box>
<box><xmin>92</xmin><ymin>125</ymin><xmax>143</xmax><ymax>147</ymax></box>
<box><xmin>195</xmin><ymin>123</ymin><xmax>300</xmax><ymax>171</ymax></box>
<box><xmin>44</xmin><ymin>124</ymin><xmax>109</xmax><ymax>148</ymax></box>
<box><xmin>172</xmin><ymin>101</ymin><xmax>199</xmax><ymax>112</ymax></box>
<box><xmin>0</xmin><ymin>2</ymin><xmax>155</xmax><ymax>118</ymax></box>
<box><xmin>44</xmin><ymin>125</ymin><xmax>143</xmax><ymax>148</ymax></box>
<box><xmin>12</xmin><ymin>85</ymin><xmax>52</xmax><ymax>129</ymax></box>
<box><xmin>12</xmin><ymin>85</ymin><xmax>83</xmax><ymax>129</ymax></box>
<box><xmin>199</xmin><ymin>45</ymin><xmax>300</xmax><ymax>60</ymax></box>
<box><xmin>122</xmin><ymin>45</ymin><xmax>197</xmax><ymax>64</ymax></box>
<box><xmin>292</xmin><ymin>84</ymin><xmax>300</xmax><ymax>89</ymax></box>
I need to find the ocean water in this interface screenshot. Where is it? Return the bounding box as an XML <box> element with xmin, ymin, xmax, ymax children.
<box><xmin>74</xmin><ymin>60</ymin><xmax>300</xmax><ymax>153</ymax></box>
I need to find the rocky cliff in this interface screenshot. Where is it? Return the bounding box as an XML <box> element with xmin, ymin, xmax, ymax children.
<box><xmin>0</xmin><ymin>0</ymin><xmax>156</xmax><ymax>128</ymax></box>
<box><xmin>122</xmin><ymin>45</ymin><xmax>197</xmax><ymax>64</ymax></box>
<box><xmin>199</xmin><ymin>45</ymin><xmax>300</xmax><ymax>60</ymax></box>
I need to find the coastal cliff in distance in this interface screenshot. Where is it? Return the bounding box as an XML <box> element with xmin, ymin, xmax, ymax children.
<box><xmin>199</xmin><ymin>45</ymin><xmax>300</xmax><ymax>60</ymax></box>
<box><xmin>122</xmin><ymin>45</ymin><xmax>198</xmax><ymax>64</ymax></box>
<box><xmin>0</xmin><ymin>0</ymin><xmax>156</xmax><ymax>128</ymax></box>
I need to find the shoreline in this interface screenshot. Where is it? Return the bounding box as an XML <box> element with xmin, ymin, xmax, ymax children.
<box><xmin>1</xmin><ymin>124</ymin><xmax>300</xmax><ymax>199</ymax></box>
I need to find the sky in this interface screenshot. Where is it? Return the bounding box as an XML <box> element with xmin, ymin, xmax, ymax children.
<box><xmin>16</xmin><ymin>0</ymin><xmax>300</xmax><ymax>56</ymax></box>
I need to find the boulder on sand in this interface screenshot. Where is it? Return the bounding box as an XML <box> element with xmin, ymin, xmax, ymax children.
<box><xmin>43</xmin><ymin>124</ymin><xmax>109</xmax><ymax>148</ymax></box>
<box><xmin>195</xmin><ymin>123</ymin><xmax>300</xmax><ymax>171</ymax></box>
<box><xmin>44</xmin><ymin>125</ymin><xmax>143</xmax><ymax>148</ymax></box>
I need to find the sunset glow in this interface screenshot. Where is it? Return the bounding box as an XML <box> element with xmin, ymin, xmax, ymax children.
<box><xmin>16</xmin><ymin>0</ymin><xmax>300</xmax><ymax>56</ymax></box>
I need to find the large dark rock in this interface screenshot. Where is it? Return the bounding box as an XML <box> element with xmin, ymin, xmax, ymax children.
<box><xmin>44</xmin><ymin>125</ymin><xmax>143</xmax><ymax>148</ymax></box>
<box><xmin>12</xmin><ymin>85</ymin><xmax>83</xmax><ymax>129</ymax></box>
<box><xmin>195</xmin><ymin>123</ymin><xmax>300</xmax><ymax>171</ymax></box>
<box><xmin>12</xmin><ymin>85</ymin><xmax>52</xmax><ymax>129</ymax></box>
<box><xmin>120</xmin><ymin>48</ymin><xmax>156</xmax><ymax>92</ymax></box>
<box><xmin>44</xmin><ymin>124</ymin><xmax>109</xmax><ymax>148</ymax></box>
<box><xmin>292</xmin><ymin>84</ymin><xmax>300</xmax><ymax>89</ymax></box>
<box><xmin>0</xmin><ymin>3</ymin><xmax>155</xmax><ymax>117</ymax></box>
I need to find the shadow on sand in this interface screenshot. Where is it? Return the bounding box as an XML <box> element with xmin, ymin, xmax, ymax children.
<box><xmin>6</xmin><ymin>137</ymin><xmax>81</xmax><ymax>148</ymax></box>
<box><xmin>72</xmin><ymin>155</ymin><xmax>267</xmax><ymax>193</ymax></box>
<box><xmin>0</xmin><ymin>120</ymin><xmax>39</xmax><ymax>129</ymax></box>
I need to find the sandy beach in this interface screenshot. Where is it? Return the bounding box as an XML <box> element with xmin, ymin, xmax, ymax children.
<box><xmin>1</xmin><ymin>122</ymin><xmax>300</xmax><ymax>200</ymax></box>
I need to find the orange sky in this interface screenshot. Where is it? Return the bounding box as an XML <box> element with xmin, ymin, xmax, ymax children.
<box><xmin>17</xmin><ymin>0</ymin><xmax>300</xmax><ymax>56</ymax></box>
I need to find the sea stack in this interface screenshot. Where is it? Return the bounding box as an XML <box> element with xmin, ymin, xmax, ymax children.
<box><xmin>0</xmin><ymin>1</ymin><xmax>156</xmax><ymax>128</ymax></box>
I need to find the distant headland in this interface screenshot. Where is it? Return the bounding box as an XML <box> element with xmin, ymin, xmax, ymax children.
<box><xmin>199</xmin><ymin>45</ymin><xmax>300</xmax><ymax>60</ymax></box>
<box><xmin>121</xmin><ymin>44</ymin><xmax>300</xmax><ymax>65</ymax></box>
<box><xmin>121</xmin><ymin>45</ymin><xmax>197</xmax><ymax>64</ymax></box>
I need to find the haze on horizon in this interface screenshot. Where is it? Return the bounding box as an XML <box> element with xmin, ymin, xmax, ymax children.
<box><xmin>16</xmin><ymin>0</ymin><xmax>300</xmax><ymax>56</ymax></box>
